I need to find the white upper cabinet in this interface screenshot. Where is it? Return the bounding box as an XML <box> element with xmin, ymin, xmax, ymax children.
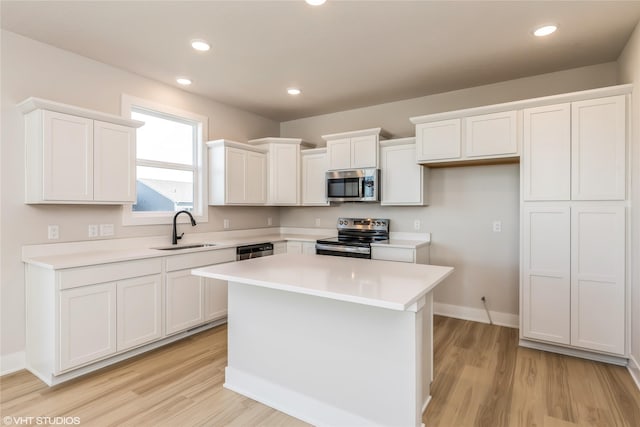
<box><xmin>93</xmin><ymin>120</ymin><xmax>137</xmax><ymax>202</ymax></box>
<box><xmin>465</xmin><ymin>111</ymin><xmax>518</xmax><ymax>158</ymax></box>
<box><xmin>327</xmin><ymin>138</ymin><xmax>352</xmax><ymax>170</ymax></box>
<box><xmin>322</xmin><ymin>128</ymin><xmax>385</xmax><ymax>170</ymax></box>
<box><xmin>412</xmin><ymin>110</ymin><xmax>518</xmax><ymax>165</ymax></box>
<box><xmin>571</xmin><ymin>96</ymin><xmax>626</xmax><ymax>201</ymax></box>
<box><xmin>523</xmin><ymin>103</ymin><xmax>571</xmax><ymax>201</ymax></box>
<box><xmin>380</xmin><ymin>138</ymin><xmax>428</xmax><ymax>206</ymax></box>
<box><xmin>208</xmin><ymin>139</ymin><xmax>267</xmax><ymax>205</ymax></box>
<box><xmin>523</xmin><ymin>95</ymin><xmax>626</xmax><ymax>202</ymax></box>
<box><xmin>415</xmin><ymin>119</ymin><xmax>461</xmax><ymax>162</ymax></box>
<box><xmin>249</xmin><ymin>137</ymin><xmax>311</xmax><ymax>206</ymax></box>
<box><xmin>20</xmin><ymin>98</ymin><xmax>142</xmax><ymax>204</ymax></box>
<box><xmin>301</xmin><ymin>148</ymin><xmax>330</xmax><ymax>206</ymax></box>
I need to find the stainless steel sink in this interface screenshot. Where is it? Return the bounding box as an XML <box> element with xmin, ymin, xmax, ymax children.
<box><xmin>153</xmin><ymin>243</ymin><xmax>216</xmax><ymax>250</ymax></box>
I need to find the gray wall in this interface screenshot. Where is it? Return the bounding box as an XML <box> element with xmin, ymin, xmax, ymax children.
<box><xmin>0</xmin><ymin>30</ymin><xmax>281</xmax><ymax>359</ymax></box>
<box><xmin>618</xmin><ymin>21</ymin><xmax>640</xmax><ymax>378</ymax></box>
<box><xmin>281</xmin><ymin>63</ymin><xmax>620</xmax><ymax>319</ymax></box>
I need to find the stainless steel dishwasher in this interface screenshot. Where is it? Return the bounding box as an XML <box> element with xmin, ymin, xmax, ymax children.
<box><xmin>236</xmin><ymin>242</ymin><xmax>274</xmax><ymax>261</ymax></box>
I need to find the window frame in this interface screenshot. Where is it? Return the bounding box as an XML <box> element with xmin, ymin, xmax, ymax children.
<box><xmin>121</xmin><ymin>94</ymin><xmax>208</xmax><ymax>226</ymax></box>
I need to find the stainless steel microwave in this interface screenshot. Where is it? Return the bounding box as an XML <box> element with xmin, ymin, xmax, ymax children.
<box><xmin>326</xmin><ymin>168</ymin><xmax>379</xmax><ymax>202</ymax></box>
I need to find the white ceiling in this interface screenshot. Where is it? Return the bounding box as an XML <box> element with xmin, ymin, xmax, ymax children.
<box><xmin>2</xmin><ymin>1</ymin><xmax>640</xmax><ymax>122</ymax></box>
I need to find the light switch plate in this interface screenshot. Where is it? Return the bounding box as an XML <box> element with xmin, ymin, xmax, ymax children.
<box><xmin>223</xmin><ymin>219</ymin><xmax>230</xmax><ymax>229</ymax></box>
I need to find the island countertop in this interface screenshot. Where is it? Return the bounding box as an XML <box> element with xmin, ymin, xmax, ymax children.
<box><xmin>192</xmin><ymin>253</ymin><xmax>453</xmax><ymax>311</ymax></box>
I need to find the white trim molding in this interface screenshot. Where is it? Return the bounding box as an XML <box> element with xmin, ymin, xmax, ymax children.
<box><xmin>1</xmin><ymin>351</ymin><xmax>25</xmax><ymax>376</ymax></box>
<box><xmin>434</xmin><ymin>302</ymin><xmax>519</xmax><ymax>328</ymax></box>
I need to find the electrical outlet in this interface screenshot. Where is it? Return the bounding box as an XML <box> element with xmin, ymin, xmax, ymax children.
<box><xmin>88</xmin><ymin>224</ymin><xmax>99</xmax><ymax>238</ymax></box>
<box><xmin>99</xmin><ymin>223</ymin><xmax>114</xmax><ymax>236</ymax></box>
<box><xmin>267</xmin><ymin>217</ymin><xmax>273</xmax><ymax>226</ymax></box>
<box><xmin>315</xmin><ymin>218</ymin><xmax>321</xmax><ymax>227</ymax></box>
<box><xmin>414</xmin><ymin>220</ymin><xmax>421</xmax><ymax>230</ymax></box>
<box><xmin>47</xmin><ymin>225</ymin><xmax>59</xmax><ymax>240</ymax></box>
<box><xmin>492</xmin><ymin>220</ymin><xmax>502</xmax><ymax>233</ymax></box>
<box><xmin>223</xmin><ymin>219</ymin><xmax>230</xmax><ymax>229</ymax></box>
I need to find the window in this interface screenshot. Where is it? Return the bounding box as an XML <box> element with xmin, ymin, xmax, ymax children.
<box><xmin>121</xmin><ymin>95</ymin><xmax>208</xmax><ymax>225</ymax></box>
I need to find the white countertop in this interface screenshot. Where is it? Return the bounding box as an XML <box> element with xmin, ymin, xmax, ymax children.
<box><xmin>22</xmin><ymin>229</ymin><xmax>431</xmax><ymax>270</ymax></box>
<box><xmin>192</xmin><ymin>253</ymin><xmax>453</xmax><ymax>311</ymax></box>
<box><xmin>22</xmin><ymin>233</ymin><xmax>324</xmax><ymax>269</ymax></box>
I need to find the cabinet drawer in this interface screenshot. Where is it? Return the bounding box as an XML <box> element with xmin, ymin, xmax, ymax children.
<box><xmin>58</xmin><ymin>258</ymin><xmax>162</xmax><ymax>290</ymax></box>
<box><xmin>371</xmin><ymin>247</ymin><xmax>415</xmax><ymax>263</ymax></box>
<box><xmin>165</xmin><ymin>248</ymin><xmax>235</xmax><ymax>272</ymax></box>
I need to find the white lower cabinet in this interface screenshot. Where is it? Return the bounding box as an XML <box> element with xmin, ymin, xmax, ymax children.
<box><xmin>165</xmin><ymin>248</ymin><xmax>236</xmax><ymax>335</ymax></box>
<box><xmin>521</xmin><ymin>206</ymin><xmax>571</xmax><ymax>345</ymax></box>
<box><xmin>26</xmin><ymin>248</ymin><xmax>235</xmax><ymax>385</ymax></box>
<box><xmin>117</xmin><ymin>274</ymin><xmax>163</xmax><ymax>352</ymax></box>
<box><xmin>371</xmin><ymin>245</ymin><xmax>429</xmax><ymax>264</ymax></box>
<box><xmin>204</xmin><ymin>278</ymin><xmax>229</xmax><ymax>321</ymax></box>
<box><xmin>165</xmin><ymin>271</ymin><xmax>204</xmax><ymax>335</ymax></box>
<box><xmin>273</xmin><ymin>241</ymin><xmax>287</xmax><ymax>254</ymax></box>
<box><xmin>59</xmin><ymin>282</ymin><xmax>117</xmax><ymax>371</ymax></box>
<box><xmin>522</xmin><ymin>204</ymin><xmax>626</xmax><ymax>355</ymax></box>
<box><xmin>287</xmin><ymin>240</ymin><xmax>316</xmax><ymax>255</ymax></box>
<box><xmin>570</xmin><ymin>206</ymin><xmax>626</xmax><ymax>354</ymax></box>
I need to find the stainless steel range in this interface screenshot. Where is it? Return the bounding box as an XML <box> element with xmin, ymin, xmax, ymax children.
<box><xmin>316</xmin><ymin>217</ymin><xmax>390</xmax><ymax>259</ymax></box>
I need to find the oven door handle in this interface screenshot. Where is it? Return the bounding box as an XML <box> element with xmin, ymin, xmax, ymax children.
<box><xmin>315</xmin><ymin>244</ymin><xmax>371</xmax><ymax>254</ymax></box>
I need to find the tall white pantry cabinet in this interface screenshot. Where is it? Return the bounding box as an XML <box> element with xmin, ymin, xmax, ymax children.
<box><xmin>520</xmin><ymin>90</ymin><xmax>629</xmax><ymax>359</ymax></box>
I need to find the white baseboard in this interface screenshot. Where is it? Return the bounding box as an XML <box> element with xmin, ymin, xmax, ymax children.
<box><xmin>434</xmin><ymin>302</ymin><xmax>519</xmax><ymax>328</ymax></box>
<box><xmin>628</xmin><ymin>354</ymin><xmax>640</xmax><ymax>392</ymax></box>
<box><xmin>1</xmin><ymin>351</ymin><xmax>25</xmax><ymax>376</ymax></box>
<box><xmin>519</xmin><ymin>339</ymin><xmax>628</xmax><ymax>366</ymax></box>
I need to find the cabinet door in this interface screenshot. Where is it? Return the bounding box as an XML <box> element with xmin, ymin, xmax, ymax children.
<box><xmin>521</xmin><ymin>206</ymin><xmax>571</xmax><ymax>345</ymax></box>
<box><xmin>225</xmin><ymin>147</ymin><xmax>246</xmax><ymax>204</ymax></box>
<box><xmin>204</xmin><ymin>277</ymin><xmax>228</xmax><ymax>321</ymax></box>
<box><xmin>523</xmin><ymin>104</ymin><xmax>571</xmax><ymax>201</ymax></box>
<box><xmin>327</xmin><ymin>138</ymin><xmax>352</xmax><ymax>170</ymax></box>
<box><xmin>287</xmin><ymin>241</ymin><xmax>303</xmax><ymax>254</ymax></box>
<box><xmin>270</xmin><ymin>144</ymin><xmax>299</xmax><ymax>204</ymax></box>
<box><xmin>246</xmin><ymin>151</ymin><xmax>267</xmax><ymax>204</ymax></box>
<box><xmin>415</xmin><ymin>119</ymin><xmax>461</xmax><ymax>162</ymax></box>
<box><xmin>165</xmin><ymin>270</ymin><xmax>204</xmax><ymax>335</ymax></box>
<box><xmin>571</xmin><ymin>96</ymin><xmax>626</xmax><ymax>201</ymax></box>
<box><xmin>42</xmin><ymin>110</ymin><xmax>94</xmax><ymax>201</ymax></box>
<box><xmin>117</xmin><ymin>275</ymin><xmax>162</xmax><ymax>352</ymax></box>
<box><xmin>350</xmin><ymin>135</ymin><xmax>377</xmax><ymax>168</ymax></box>
<box><xmin>302</xmin><ymin>152</ymin><xmax>329</xmax><ymax>205</ymax></box>
<box><xmin>273</xmin><ymin>241</ymin><xmax>287</xmax><ymax>255</ymax></box>
<box><xmin>465</xmin><ymin>111</ymin><xmax>518</xmax><ymax>158</ymax></box>
<box><xmin>302</xmin><ymin>242</ymin><xmax>317</xmax><ymax>255</ymax></box>
<box><xmin>59</xmin><ymin>282</ymin><xmax>116</xmax><ymax>371</ymax></box>
<box><xmin>93</xmin><ymin>121</ymin><xmax>136</xmax><ymax>203</ymax></box>
<box><xmin>381</xmin><ymin>144</ymin><xmax>423</xmax><ymax>205</ymax></box>
<box><xmin>571</xmin><ymin>206</ymin><xmax>625</xmax><ymax>354</ymax></box>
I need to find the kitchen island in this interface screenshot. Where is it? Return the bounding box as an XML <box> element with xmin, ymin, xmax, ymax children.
<box><xmin>192</xmin><ymin>253</ymin><xmax>453</xmax><ymax>427</ymax></box>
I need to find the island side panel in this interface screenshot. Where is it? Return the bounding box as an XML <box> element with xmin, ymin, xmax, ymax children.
<box><xmin>224</xmin><ymin>281</ymin><xmax>426</xmax><ymax>427</ymax></box>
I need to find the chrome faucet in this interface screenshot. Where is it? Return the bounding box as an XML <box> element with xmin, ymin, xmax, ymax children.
<box><xmin>172</xmin><ymin>210</ymin><xmax>197</xmax><ymax>245</ymax></box>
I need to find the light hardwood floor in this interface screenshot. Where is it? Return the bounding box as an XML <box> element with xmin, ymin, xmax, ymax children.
<box><xmin>2</xmin><ymin>317</ymin><xmax>639</xmax><ymax>426</ymax></box>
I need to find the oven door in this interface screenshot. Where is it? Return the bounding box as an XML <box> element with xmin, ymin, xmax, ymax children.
<box><xmin>315</xmin><ymin>243</ymin><xmax>371</xmax><ymax>259</ymax></box>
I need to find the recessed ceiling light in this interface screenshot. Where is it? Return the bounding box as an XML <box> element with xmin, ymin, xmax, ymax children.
<box><xmin>533</xmin><ymin>25</ymin><xmax>557</xmax><ymax>37</ymax></box>
<box><xmin>176</xmin><ymin>77</ymin><xmax>192</xmax><ymax>86</ymax></box>
<box><xmin>191</xmin><ymin>39</ymin><xmax>211</xmax><ymax>52</ymax></box>
<box><xmin>287</xmin><ymin>88</ymin><xmax>301</xmax><ymax>95</ymax></box>
<box><xmin>305</xmin><ymin>0</ymin><xmax>326</xmax><ymax>5</ymax></box>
